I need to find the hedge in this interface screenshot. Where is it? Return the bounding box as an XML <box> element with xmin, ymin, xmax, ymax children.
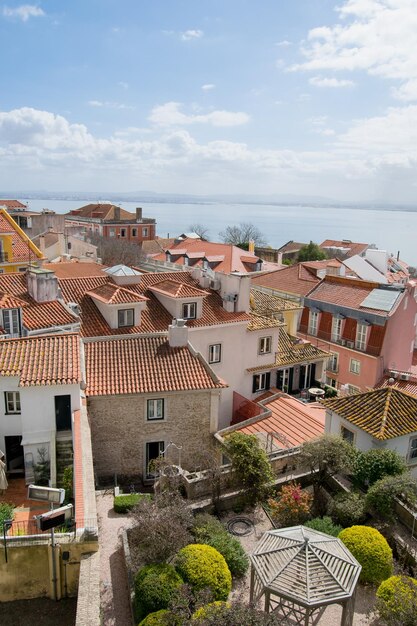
<box><xmin>338</xmin><ymin>525</ymin><xmax>393</xmax><ymax>584</ymax></box>
<box><xmin>328</xmin><ymin>492</ymin><xmax>366</xmax><ymax>527</ymax></box>
<box><xmin>192</xmin><ymin>602</ymin><xmax>229</xmax><ymax>621</ymax></box>
<box><xmin>113</xmin><ymin>493</ymin><xmax>151</xmax><ymax>514</ymax></box>
<box><xmin>134</xmin><ymin>564</ymin><xmax>183</xmax><ymax>620</ymax></box>
<box><xmin>138</xmin><ymin>609</ymin><xmax>173</xmax><ymax>626</ymax></box>
<box><xmin>192</xmin><ymin>514</ymin><xmax>249</xmax><ymax>578</ymax></box>
<box><xmin>376</xmin><ymin>575</ymin><xmax>417</xmax><ymax>626</ymax></box>
<box><xmin>304</xmin><ymin>517</ymin><xmax>342</xmax><ymax>537</ymax></box>
<box><xmin>175</xmin><ymin>544</ymin><xmax>232</xmax><ymax>601</ymax></box>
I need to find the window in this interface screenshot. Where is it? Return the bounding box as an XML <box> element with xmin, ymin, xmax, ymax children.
<box><xmin>252</xmin><ymin>372</ymin><xmax>271</xmax><ymax>393</ymax></box>
<box><xmin>132</xmin><ymin>228</ymin><xmax>137</xmax><ymax>237</ymax></box>
<box><xmin>209</xmin><ymin>344</ymin><xmax>221</xmax><ymax>363</ymax></box>
<box><xmin>182</xmin><ymin>302</ymin><xmax>196</xmax><ymax>319</ymax></box>
<box><xmin>308</xmin><ymin>311</ymin><xmax>319</xmax><ymax>336</ymax></box>
<box><xmin>18</xmin><ymin>267</ymin><xmax>27</xmax><ymax>273</ymax></box>
<box><xmin>145</xmin><ymin>441</ymin><xmax>165</xmax><ymax>479</ymax></box>
<box><xmin>3</xmin><ymin>308</ymin><xmax>20</xmax><ymax>336</ymax></box>
<box><xmin>331</xmin><ymin>317</ymin><xmax>343</xmax><ymax>342</ymax></box>
<box><xmin>341</xmin><ymin>425</ymin><xmax>354</xmax><ymax>444</ymax></box>
<box><xmin>147</xmin><ymin>399</ymin><xmax>164</xmax><ymax>420</ymax></box>
<box><xmin>408</xmin><ymin>437</ymin><xmax>417</xmax><ymax>462</ymax></box>
<box><xmin>5</xmin><ymin>391</ymin><xmax>21</xmax><ymax>414</ymax></box>
<box><xmin>328</xmin><ymin>352</ymin><xmax>339</xmax><ymax>373</ymax></box>
<box><xmin>349</xmin><ymin>358</ymin><xmax>361</xmax><ymax>375</ymax></box>
<box><xmin>259</xmin><ymin>336</ymin><xmax>272</xmax><ymax>355</ymax></box>
<box><xmin>109</xmin><ymin>228</ymin><xmax>115</xmax><ymax>237</ymax></box>
<box><xmin>355</xmin><ymin>323</ymin><xmax>368</xmax><ymax>351</ymax></box>
<box><xmin>325</xmin><ymin>376</ymin><xmax>337</xmax><ymax>388</ymax></box>
<box><xmin>118</xmin><ymin>308</ymin><xmax>134</xmax><ymax>327</ymax></box>
<box><xmin>143</xmin><ymin>227</ymin><xmax>148</xmax><ymax>237</ymax></box>
<box><xmin>120</xmin><ymin>228</ymin><xmax>126</xmax><ymax>238</ymax></box>
<box><xmin>347</xmin><ymin>384</ymin><xmax>360</xmax><ymax>394</ymax></box>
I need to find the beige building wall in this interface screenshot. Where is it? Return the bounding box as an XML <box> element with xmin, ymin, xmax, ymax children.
<box><xmin>88</xmin><ymin>389</ymin><xmax>219</xmax><ymax>478</ymax></box>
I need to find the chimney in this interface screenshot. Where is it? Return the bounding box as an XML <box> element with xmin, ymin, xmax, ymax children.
<box><xmin>38</xmin><ymin>235</ymin><xmax>46</xmax><ymax>255</ymax></box>
<box><xmin>168</xmin><ymin>318</ymin><xmax>188</xmax><ymax>347</ymax></box>
<box><xmin>27</xmin><ymin>268</ymin><xmax>59</xmax><ymax>302</ymax></box>
<box><xmin>114</xmin><ymin>206</ymin><xmax>121</xmax><ymax>221</ymax></box>
<box><xmin>136</xmin><ymin>207</ymin><xmax>143</xmax><ymax>222</ymax></box>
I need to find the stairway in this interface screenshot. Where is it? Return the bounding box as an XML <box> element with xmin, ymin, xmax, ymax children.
<box><xmin>56</xmin><ymin>435</ymin><xmax>73</xmax><ymax>486</ymax></box>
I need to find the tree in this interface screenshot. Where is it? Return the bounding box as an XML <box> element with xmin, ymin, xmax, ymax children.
<box><xmin>225</xmin><ymin>432</ymin><xmax>274</xmax><ymax>505</ymax></box>
<box><xmin>297</xmin><ymin>241</ymin><xmax>327</xmax><ymax>262</ymax></box>
<box><xmin>188</xmin><ymin>223</ymin><xmax>210</xmax><ymax>241</ymax></box>
<box><xmin>90</xmin><ymin>232</ymin><xmax>147</xmax><ymax>266</ymax></box>
<box><xmin>219</xmin><ymin>223</ymin><xmax>267</xmax><ymax>247</ymax></box>
<box><xmin>298</xmin><ymin>435</ymin><xmax>357</xmax><ymax>514</ymax></box>
<box><xmin>353</xmin><ymin>448</ymin><xmax>407</xmax><ymax>487</ymax></box>
<box><xmin>365</xmin><ymin>473</ymin><xmax>417</xmax><ymax>519</ymax></box>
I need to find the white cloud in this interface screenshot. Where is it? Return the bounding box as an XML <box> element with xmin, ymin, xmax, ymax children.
<box><xmin>201</xmin><ymin>84</ymin><xmax>215</xmax><ymax>91</ymax></box>
<box><xmin>3</xmin><ymin>4</ymin><xmax>44</xmax><ymax>21</ymax></box>
<box><xmin>118</xmin><ymin>81</ymin><xmax>129</xmax><ymax>90</ymax></box>
<box><xmin>291</xmin><ymin>0</ymin><xmax>417</xmax><ymax>101</ymax></box>
<box><xmin>275</xmin><ymin>40</ymin><xmax>292</xmax><ymax>47</ymax></box>
<box><xmin>87</xmin><ymin>100</ymin><xmax>134</xmax><ymax>110</ymax></box>
<box><xmin>309</xmin><ymin>76</ymin><xmax>354</xmax><ymax>88</ymax></box>
<box><xmin>148</xmin><ymin>102</ymin><xmax>249</xmax><ymax>127</ymax></box>
<box><xmin>181</xmin><ymin>29</ymin><xmax>203</xmax><ymax>41</ymax></box>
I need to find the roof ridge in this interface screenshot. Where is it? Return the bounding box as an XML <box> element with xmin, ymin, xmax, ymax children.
<box><xmin>378</xmin><ymin>387</ymin><xmax>392</xmax><ymax>437</ymax></box>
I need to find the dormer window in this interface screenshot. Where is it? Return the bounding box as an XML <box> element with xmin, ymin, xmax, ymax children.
<box><xmin>3</xmin><ymin>308</ymin><xmax>20</xmax><ymax>337</ymax></box>
<box><xmin>182</xmin><ymin>302</ymin><xmax>196</xmax><ymax>320</ymax></box>
<box><xmin>118</xmin><ymin>308</ymin><xmax>134</xmax><ymax>327</ymax></box>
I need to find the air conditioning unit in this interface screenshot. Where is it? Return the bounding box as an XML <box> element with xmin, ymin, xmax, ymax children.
<box><xmin>389</xmin><ymin>370</ymin><xmax>398</xmax><ymax>379</ymax></box>
<box><xmin>210</xmin><ymin>279</ymin><xmax>221</xmax><ymax>290</ymax></box>
<box><xmin>340</xmin><ymin>339</ymin><xmax>347</xmax><ymax>346</ymax></box>
<box><xmin>400</xmin><ymin>373</ymin><xmax>411</xmax><ymax>381</ymax></box>
<box><xmin>346</xmin><ymin>341</ymin><xmax>354</xmax><ymax>349</ymax></box>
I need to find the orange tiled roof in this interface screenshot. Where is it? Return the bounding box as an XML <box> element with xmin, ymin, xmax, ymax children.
<box><xmin>322</xmin><ymin>387</ymin><xmax>417</xmax><ymax>439</ymax></box>
<box><xmin>149</xmin><ymin>279</ymin><xmax>209</xmax><ymax>299</ymax></box>
<box><xmin>0</xmin><ymin>200</ymin><xmax>27</xmax><ymax>210</ymax></box>
<box><xmin>0</xmin><ymin>334</ymin><xmax>81</xmax><ymax>386</ymax></box>
<box><xmin>233</xmin><ymin>395</ymin><xmax>325</xmax><ymax>448</ymax></box>
<box><xmin>0</xmin><ymin>293</ymin><xmax>28</xmax><ymax>309</ymax></box>
<box><xmin>43</xmin><ymin>262</ymin><xmax>108</xmax><ymax>278</ymax></box>
<box><xmin>66</xmin><ymin>203</ymin><xmax>135</xmax><ymax>221</ymax></box>
<box><xmin>252</xmin><ymin>263</ymin><xmax>321</xmax><ymax>297</ymax></box>
<box><xmin>320</xmin><ymin>239</ymin><xmax>369</xmax><ymax>258</ymax></box>
<box><xmin>87</xmin><ymin>283</ymin><xmax>149</xmax><ymax>305</ymax></box>
<box><xmin>84</xmin><ymin>335</ymin><xmax>227</xmax><ymax>396</ymax></box>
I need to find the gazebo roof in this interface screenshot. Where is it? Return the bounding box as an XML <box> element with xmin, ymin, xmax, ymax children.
<box><xmin>251</xmin><ymin>526</ymin><xmax>361</xmax><ymax>608</ymax></box>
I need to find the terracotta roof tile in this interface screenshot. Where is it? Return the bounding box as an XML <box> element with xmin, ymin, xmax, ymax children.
<box><xmin>0</xmin><ymin>200</ymin><xmax>26</xmax><ymax>210</ymax></box>
<box><xmin>84</xmin><ymin>335</ymin><xmax>226</xmax><ymax>396</ymax></box>
<box><xmin>0</xmin><ymin>210</ymin><xmax>44</xmax><ymax>263</ymax></box>
<box><xmin>149</xmin><ymin>279</ymin><xmax>209</xmax><ymax>299</ymax></box>
<box><xmin>0</xmin><ymin>334</ymin><xmax>81</xmax><ymax>386</ymax></box>
<box><xmin>43</xmin><ymin>262</ymin><xmax>108</xmax><ymax>278</ymax></box>
<box><xmin>322</xmin><ymin>387</ymin><xmax>417</xmax><ymax>439</ymax></box>
<box><xmin>66</xmin><ymin>203</ymin><xmax>135</xmax><ymax>221</ymax></box>
<box><xmin>250</xmin><ymin>288</ymin><xmax>302</xmax><ymax>315</ymax></box>
<box><xmin>374</xmin><ymin>376</ymin><xmax>417</xmax><ymax>397</ymax></box>
<box><xmin>0</xmin><ymin>293</ymin><xmax>28</xmax><ymax>309</ymax></box>
<box><xmin>252</xmin><ymin>263</ymin><xmax>321</xmax><ymax>297</ymax></box>
<box><xmin>86</xmin><ymin>283</ymin><xmax>148</xmax><ymax>305</ymax></box>
<box><xmin>320</xmin><ymin>239</ymin><xmax>369</xmax><ymax>258</ymax></box>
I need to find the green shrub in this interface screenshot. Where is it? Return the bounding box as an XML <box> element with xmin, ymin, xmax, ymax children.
<box><xmin>192</xmin><ymin>602</ymin><xmax>228</xmax><ymax>621</ymax></box>
<box><xmin>338</xmin><ymin>525</ymin><xmax>393</xmax><ymax>584</ymax></box>
<box><xmin>376</xmin><ymin>575</ymin><xmax>417</xmax><ymax>626</ymax></box>
<box><xmin>304</xmin><ymin>516</ymin><xmax>342</xmax><ymax>537</ymax></box>
<box><xmin>354</xmin><ymin>449</ymin><xmax>407</xmax><ymax>487</ymax></box>
<box><xmin>114</xmin><ymin>493</ymin><xmax>151</xmax><ymax>514</ymax></box>
<box><xmin>175</xmin><ymin>544</ymin><xmax>232</xmax><ymax>601</ymax></box>
<box><xmin>0</xmin><ymin>502</ymin><xmax>14</xmax><ymax>526</ymax></box>
<box><xmin>268</xmin><ymin>483</ymin><xmax>312</xmax><ymax>527</ymax></box>
<box><xmin>134</xmin><ymin>564</ymin><xmax>183</xmax><ymax>620</ymax></box>
<box><xmin>192</xmin><ymin>514</ymin><xmax>249</xmax><ymax>578</ymax></box>
<box><xmin>138</xmin><ymin>609</ymin><xmax>173</xmax><ymax>626</ymax></box>
<box><xmin>365</xmin><ymin>473</ymin><xmax>417</xmax><ymax>518</ymax></box>
<box><xmin>61</xmin><ymin>465</ymin><xmax>73</xmax><ymax>501</ymax></box>
<box><xmin>328</xmin><ymin>492</ymin><xmax>366</xmax><ymax>527</ymax></box>
<box><xmin>225</xmin><ymin>432</ymin><xmax>274</xmax><ymax>505</ymax></box>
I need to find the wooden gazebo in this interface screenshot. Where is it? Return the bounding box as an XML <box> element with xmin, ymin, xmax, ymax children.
<box><xmin>250</xmin><ymin>526</ymin><xmax>361</xmax><ymax>626</ymax></box>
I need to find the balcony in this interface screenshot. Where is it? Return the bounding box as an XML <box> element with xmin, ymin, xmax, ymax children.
<box><xmin>299</xmin><ymin>325</ymin><xmax>381</xmax><ymax>357</ymax></box>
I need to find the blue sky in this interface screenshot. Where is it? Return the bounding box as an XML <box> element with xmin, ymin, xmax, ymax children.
<box><xmin>1</xmin><ymin>0</ymin><xmax>417</xmax><ymax>203</ymax></box>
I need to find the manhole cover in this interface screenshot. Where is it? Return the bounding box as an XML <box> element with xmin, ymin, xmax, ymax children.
<box><xmin>227</xmin><ymin>517</ymin><xmax>254</xmax><ymax>536</ymax></box>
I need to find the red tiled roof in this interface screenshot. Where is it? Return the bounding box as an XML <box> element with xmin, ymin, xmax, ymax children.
<box><xmin>234</xmin><ymin>395</ymin><xmax>325</xmax><ymax>448</ymax></box>
<box><xmin>0</xmin><ymin>293</ymin><xmax>28</xmax><ymax>309</ymax></box>
<box><xmin>84</xmin><ymin>335</ymin><xmax>226</xmax><ymax>396</ymax></box>
<box><xmin>0</xmin><ymin>200</ymin><xmax>26</xmax><ymax>210</ymax></box>
<box><xmin>320</xmin><ymin>239</ymin><xmax>369</xmax><ymax>258</ymax></box>
<box><xmin>58</xmin><ymin>271</ymin><xmax>250</xmax><ymax>337</ymax></box>
<box><xmin>66</xmin><ymin>203</ymin><xmax>135</xmax><ymax>221</ymax></box>
<box><xmin>43</xmin><ymin>262</ymin><xmax>108</xmax><ymax>278</ymax></box>
<box><xmin>375</xmin><ymin>376</ymin><xmax>417</xmax><ymax>397</ymax></box>
<box><xmin>252</xmin><ymin>263</ymin><xmax>321</xmax><ymax>297</ymax></box>
<box><xmin>305</xmin><ymin>275</ymin><xmax>401</xmax><ymax>316</ymax></box>
<box><xmin>154</xmin><ymin>238</ymin><xmax>262</xmax><ymax>273</ymax></box>
<box><xmin>87</xmin><ymin>283</ymin><xmax>148</xmax><ymax>305</ymax></box>
<box><xmin>149</xmin><ymin>279</ymin><xmax>209</xmax><ymax>299</ymax></box>
<box><xmin>0</xmin><ymin>334</ymin><xmax>81</xmax><ymax>386</ymax></box>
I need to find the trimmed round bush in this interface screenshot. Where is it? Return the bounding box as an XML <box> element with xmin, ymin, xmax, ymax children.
<box><xmin>138</xmin><ymin>610</ymin><xmax>172</xmax><ymax>626</ymax></box>
<box><xmin>192</xmin><ymin>601</ymin><xmax>228</xmax><ymax>621</ymax></box>
<box><xmin>338</xmin><ymin>525</ymin><xmax>393</xmax><ymax>584</ymax></box>
<box><xmin>328</xmin><ymin>492</ymin><xmax>366</xmax><ymax>527</ymax></box>
<box><xmin>134</xmin><ymin>564</ymin><xmax>183</xmax><ymax>620</ymax></box>
<box><xmin>175</xmin><ymin>544</ymin><xmax>232</xmax><ymax>601</ymax></box>
<box><xmin>376</xmin><ymin>575</ymin><xmax>417</xmax><ymax>626</ymax></box>
<box><xmin>304</xmin><ymin>516</ymin><xmax>342</xmax><ymax>537</ymax></box>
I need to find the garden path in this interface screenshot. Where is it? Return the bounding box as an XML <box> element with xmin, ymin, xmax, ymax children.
<box><xmin>96</xmin><ymin>491</ymin><xmax>134</xmax><ymax>626</ymax></box>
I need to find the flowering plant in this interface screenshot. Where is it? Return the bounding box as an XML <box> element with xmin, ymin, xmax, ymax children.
<box><xmin>268</xmin><ymin>482</ymin><xmax>312</xmax><ymax>527</ymax></box>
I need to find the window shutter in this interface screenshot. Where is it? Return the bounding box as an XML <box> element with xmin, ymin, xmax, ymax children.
<box><xmin>265</xmin><ymin>372</ymin><xmax>271</xmax><ymax>390</ymax></box>
<box><xmin>252</xmin><ymin>376</ymin><xmax>258</xmax><ymax>393</ymax></box>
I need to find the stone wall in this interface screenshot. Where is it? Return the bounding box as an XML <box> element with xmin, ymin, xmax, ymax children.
<box><xmin>88</xmin><ymin>390</ymin><xmax>214</xmax><ymax>479</ymax></box>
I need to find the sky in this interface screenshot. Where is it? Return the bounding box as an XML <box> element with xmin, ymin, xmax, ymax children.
<box><xmin>1</xmin><ymin>0</ymin><xmax>417</xmax><ymax>203</ymax></box>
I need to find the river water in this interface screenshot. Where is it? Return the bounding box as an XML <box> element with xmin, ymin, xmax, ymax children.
<box><xmin>21</xmin><ymin>198</ymin><xmax>417</xmax><ymax>266</ymax></box>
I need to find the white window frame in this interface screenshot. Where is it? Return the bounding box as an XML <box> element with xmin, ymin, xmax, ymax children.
<box><xmin>253</xmin><ymin>372</ymin><xmax>268</xmax><ymax>392</ymax></box>
<box><xmin>308</xmin><ymin>311</ymin><xmax>319</xmax><ymax>336</ymax></box>
<box><xmin>341</xmin><ymin>425</ymin><xmax>355</xmax><ymax>444</ymax></box>
<box><xmin>182</xmin><ymin>302</ymin><xmax>196</xmax><ymax>320</ymax></box>
<box><xmin>143</xmin><ymin>227</ymin><xmax>148</xmax><ymax>237</ymax></box>
<box><xmin>146</xmin><ymin>398</ymin><xmax>165</xmax><ymax>421</ymax></box>
<box><xmin>118</xmin><ymin>308</ymin><xmax>134</xmax><ymax>327</ymax></box>
<box><xmin>355</xmin><ymin>323</ymin><xmax>368</xmax><ymax>351</ymax></box>
<box><xmin>331</xmin><ymin>317</ymin><xmax>343</xmax><ymax>343</ymax></box>
<box><xmin>408</xmin><ymin>437</ymin><xmax>417</xmax><ymax>463</ymax></box>
<box><xmin>208</xmin><ymin>344</ymin><xmax>221</xmax><ymax>364</ymax></box>
<box><xmin>5</xmin><ymin>391</ymin><xmax>21</xmax><ymax>415</ymax></box>
<box><xmin>3</xmin><ymin>308</ymin><xmax>20</xmax><ymax>336</ymax></box>
<box><xmin>328</xmin><ymin>352</ymin><xmax>339</xmax><ymax>373</ymax></box>
<box><xmin>349</xmin><ymin>358</ymin><xmax>361</xmax><ymax>375</ymax></box>
<box><xmin>259</xmin><ymin>336</ymin><xmax>272</xmax><ymax>355</ymax></box>
<box><xmin>109</xmin><ymin>228</ymin><xmax>116</xmax><ymax>237</ymax></box>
